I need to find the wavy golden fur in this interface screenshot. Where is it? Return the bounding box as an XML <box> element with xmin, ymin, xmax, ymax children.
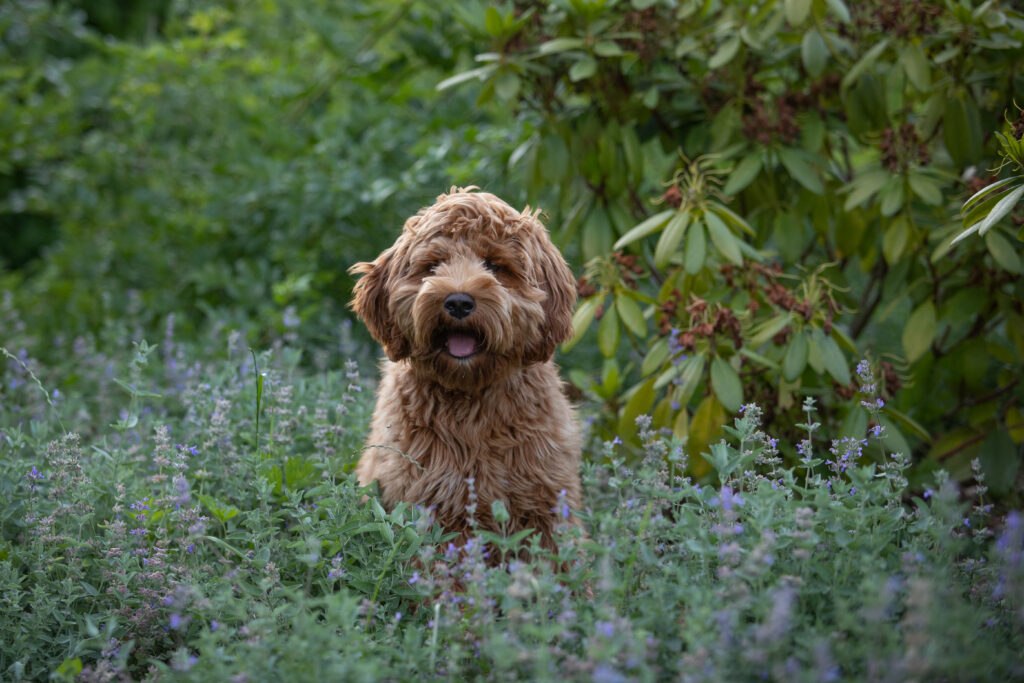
<box><xmin>349</xmin><ymin>187</ymin><xmax>582</xmax><ymax>553</ymax></box>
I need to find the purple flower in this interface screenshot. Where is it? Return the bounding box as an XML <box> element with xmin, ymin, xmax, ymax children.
<box><xmin>408</xmin><ymin>571</ymin><xmax>420</xmax><ymax>585</ymax></box>
<box><xmin>26</xmin><ymin>466</ymin><xmax>45</xmax><ymax>491</ymax></box>
<box><xmin>210</xmin><ymin>620</ymin><xmax>219</xmax><ymax>632</ymax></box>
<box><xmin>170</xmin><ymin>613</ymin><xmax>182</xmax><ymax>629</ymax></box>
<box><xmin>856</xmin><ymin>360</ymin><xmax>871</xmax><ymax>382</ymax></box>
<box><xmin>595</xmin><ymin>621</ymin><xmax>615</xmax><ymax>638</ymax></box>
<box><xmin>711</xmin><ymin>486</ymin><xmax>745</xmax><ymax>511</ymax></box>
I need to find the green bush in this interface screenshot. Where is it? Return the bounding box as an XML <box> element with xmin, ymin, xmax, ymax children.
<box><xmin>441</xmin><ymin>0</ymin><xmax>1024</xmax><ymax>493</ymax></box>
<box><xmin>0</xmin><ymin>0</ymin><xmax>510</xmax><ymax>349</ymax></box>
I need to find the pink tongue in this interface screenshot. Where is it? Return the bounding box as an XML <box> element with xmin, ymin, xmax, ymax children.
<box><xmin>446</xmin><ymin>334</ymin><xmax>477</xmax><ymax>358</ymax></box>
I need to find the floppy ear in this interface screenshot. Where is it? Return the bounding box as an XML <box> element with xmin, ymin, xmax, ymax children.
<box><xmin>349</xmin><ymin>246</ymin><xmax>411</xmax><ymax>361</ymax></box>
<box><xmin>526</xmin><ymin>229</ymin><xmax>577</xmax><ymax>362</ymax></box>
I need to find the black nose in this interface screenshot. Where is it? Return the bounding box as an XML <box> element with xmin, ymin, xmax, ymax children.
<box><xmin>444</xmin><ymin>292</ymin><xmax>476</xmax><ymax>320</ymax></box>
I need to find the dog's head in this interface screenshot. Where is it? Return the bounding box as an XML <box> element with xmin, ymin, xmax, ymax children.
<box><xmin>349</xmin><ymin>187</ymin><xmax>576</xmax><ymax>391</ymax></box>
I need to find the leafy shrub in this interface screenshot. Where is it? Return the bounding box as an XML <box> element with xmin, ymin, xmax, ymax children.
<box><xmin>441</xmin><ymin>0</ymin><xmax>1024</xmax><ymax>494</ymax></box>
<box><xmin>0</xmin><ymin>0</ymin><xmax>510</xmax><ymax>350</ymax></box>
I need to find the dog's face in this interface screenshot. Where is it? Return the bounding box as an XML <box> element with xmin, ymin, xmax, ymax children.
<box><xmin>350</xmin><ymin>189</ymin><xmax>576</xmax><ymax>391</ymax></box>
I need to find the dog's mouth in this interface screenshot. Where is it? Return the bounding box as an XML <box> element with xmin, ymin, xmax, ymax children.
<box><xmin>440</xmin><ymin>330</ymin><xmax>483</xmax><ymax>359</ymax></box>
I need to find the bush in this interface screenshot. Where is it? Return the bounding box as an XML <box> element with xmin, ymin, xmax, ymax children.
<box><xmin>0</xmin><ymin>0</ymin><xmax>511</xmax><ymax>349</ymax></box>
<box><xmin>440</xmin><ymin>0</ymin><xmax>1024</xmax><ymax>495</ymax></box>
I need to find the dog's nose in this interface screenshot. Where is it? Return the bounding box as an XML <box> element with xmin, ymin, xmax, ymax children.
<box><xmin>444</xmin><ymin>292</ymin><xmax>476</xmax><ymax>320</ymax></box>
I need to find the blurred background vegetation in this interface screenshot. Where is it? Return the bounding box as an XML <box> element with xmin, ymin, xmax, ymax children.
<box><xmin>2</xmin><ymin>0</ymin><xmax>1023</xmax><ymax>499</ymax></box>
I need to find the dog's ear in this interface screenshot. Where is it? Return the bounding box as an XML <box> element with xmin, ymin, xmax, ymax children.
<box><xmin>526</xmin><ymin>230</ymin><xmax>577</xmax><ymax>362</ymax></box>
<box><xmin>349</xmin><ymin>246</ymin><xmax>411</xmax><ymax>361</ymax></box>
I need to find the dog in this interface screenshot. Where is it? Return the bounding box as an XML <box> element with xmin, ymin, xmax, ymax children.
<box><xmin>349</xmin><ymin>187</ymin><xmax>583</xmax><ymax>557</ymax></box>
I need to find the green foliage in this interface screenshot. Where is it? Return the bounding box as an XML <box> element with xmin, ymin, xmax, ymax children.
<box><xmin>2</xmin><ymin>329</ymin><xmax>1023</xmax><ymax>680</ymax></box>
<box><xmin>444</xmin><ymin>0</ymin><xmax>1024</xmax><ymax>493</ymax></box>
<box><xmin>0</xmin><ymin>0</ymin><xmax>509</xmax><ymax>349</ymax></box>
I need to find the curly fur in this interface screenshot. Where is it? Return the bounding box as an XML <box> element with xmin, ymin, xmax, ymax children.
<box><xmin>349</xmin><ymin>187</ymin><xmax>582</xmax><ymax>552</ymax></box>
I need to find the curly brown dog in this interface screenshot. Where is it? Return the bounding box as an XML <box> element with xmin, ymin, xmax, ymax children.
<box><xmin>349</xmin><ymin>187</ymin><xmax>583</xmax><ymax>555</ymax></box>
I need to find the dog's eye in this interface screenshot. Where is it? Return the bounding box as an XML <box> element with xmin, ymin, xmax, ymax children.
<box><xmin>483</xmin><ymin>259</ymin><xmax>502</xmax><ymax>274</ymax></box>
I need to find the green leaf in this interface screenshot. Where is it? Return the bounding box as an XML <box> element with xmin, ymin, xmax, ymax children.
<box><xmin>674</xmin><ymin>354</ymin><xmax>707</xmax><ymax>403</ymax></box>
<box><xmin>908</xmin><ymin>173</ymin><xmax>942</xmax><ymax>206</ymax></box>
<box><xmin>878</xmin><ymin>415</ymin><xmax>913</xmax><ymax>459</ymax></box>
<box><xmin>563</xmin><ymin>295</ymin><xmax>602</xmax><ymax>353</ymax></box>
<box><xmin>654</xmin><ymin>209</ymin><xmax>692</xmax><ymax>268</ymax></box>
<box><xmin>614</xmin><ymin>209</ymin><xmax>674</xmax><ymax>250</ymax></box>
<box><xmin>899</xmin><ymin>44</ymin><xmax>931</xmax><ymax>91</ymax></box>
<box><xmin>538</xmin><ymin>37</ymin><xmax>586</xmax><ymax>54</ymax></box>
<box><xmin>985</xmin><ymin>230</ymin><xmax>1023</xmax><ymax>273</ymax></box>
<box><xmin>841</xmin><ymin>38</ymin><xmax>891</xmax><ymax>92</ymax></box>
<box><xmin>642</xmin><ymin>337</ymin><xmax>670</xmax><ymax>377</ymax></box>
<box><xmin>943</xmin><ymin>97</ymin><xmax>982</xmax><ymax>168</ymax></box>
<box><xmin>785</xmin><ymin>0</ymin><xmax>811</xmax><ymax>25</ymax></box>
<box><xmin>688</xmin><ymin>395</ymin><xmax>727</xmax><ymax>476</ymax></box>
<box><xmin>704</xmin><ymin>211</ymin><xmax>743</xmax><ymax>265</ymax></box>
<box><xmin>824</xmin><ymin>0</ymin><xmax>851</xmax><ymax>22</ymax></box>
<box><xmin>723</xmin><ymin>153</ymin><xmax>762</xmax><ymax>195</ymax></box>
<box><xmin>980</xmin><ymin>429</ymin><xmax>1019</xmax><ymax>497</ymax></box>
<box><xmin>710</xmin><ymin>357</ymin><xmax>743</xmax><ymax>413</ymax></box>
<box><xmin>484</xmin><ymin>6</ymin><xmax>503</xmax><ymax>36</ymax></box>
<box><xmin>885</xmin><ymin>405</ymin><xmax>931</xmax><ymax>443</ymax></box>
<box><xmin>882</xmin><ymin>214</ymin><xmax>910</xmax><ymax>264</ymax></box>
<box><xmin>436</xmin><ymin>65</ymin><xmax>497</xmax><ymax>91</ymax></box>
<box><xmin>773</xmin><ymin>212</ymin><xmax>805</xmax><ymax>262</ymax></box>
<box><xmin>619</xmin><ymin>378</ymin><xmax>657</xmax><ymax>435</ymax></box>
<box><xmin>708</xmin><ymin>202</ymin><xmax>756</xmax><ymax>236</ymax></box>
<box><xmin>962</xmin><ymin>175</ymin><xmax>1024</xmax><ymax>213</ymax></box>
<box><xmin>569</xmin><ymin>56</ymin><xmax>598</xmax><ymax>82</ymax></box>
<box><xmin>708</xmin><ymin>36</ymin><xmax>741</xmax><ymax>69</ymax></box>
<box><xmin>902</xmin><ymin>299</ymin><xmax>937</xmax><ymax>363</ymax></box>
<box><xmin>879</xmin><ymin>181</ymin><xmax>905</xmax><ymax>217</ymax></box>
<box><xmin>738</xmin><ymin>347</ymin><xmax>781</xmax><ymax>371</ymax></box>
<box><xmin>783</xmin><ymin>331</ymin><xmax>809</xmax><ymax>382</ymax></box>
<box><xmin>598</xmin><ymin>302</ymin><xmax>620</xmax><ymax>358</ymax></box>
<box><xmin>955</xmin><ymin>184</ymin><xmax>1024</xmax><ymax>245</ymax></box>
<box><xmin>801</xmin><ymin>30</ymin><xmax>829</xmax><ymax>78</ymax></box>
<box><xmin>594</xmin><ymin>40</ymin><xmax>623</xmax><ymax>57</ymax></box>
<box><xmin>582</xmin><ymin>205</ymin><xmax>613</xmax><ymax>262</ymax></box>
<box><xmin>749</xmin><ymin>312</ymin><xmax>793</xmax><ymax>348</ymax></box>
<box><xmin>778</xmin><ymin>148</ymin><xmax>824</xmax><ymax>194</ymax></box>
<box><xmin>684</xmin><ymin>220</ymin><xmax>707</xmax><ymax>274</ymax></box>
<box><xmin>820</xmin><ymin>333</ymin><xmax>851</xmax><ymax>385</ymax></box>
<box><xmin>843</xmin><ymin>168</ymin><xmax>891</xmax><ymax>210</ymax></box>
<box><xmin>616</xmin><ymin>293</ymin><xmax>647</xmax><ymax>338</ymax></box>
<box><xmin>494</xmin><ymin>71</ymin><xmax>520</xmax><ymax>100</ymax></box>
<box><xmin>56</xmin><ymin>658</ymin><xmax>83</xmax><ymax>679</ymax></box>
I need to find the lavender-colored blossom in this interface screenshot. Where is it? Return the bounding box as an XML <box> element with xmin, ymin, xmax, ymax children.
<box><xmin>26</xmin><ymin>466</ymin><xmax>45</xmax><ymax>491</ymax></box>
<box><xmin>712</xmin><ymin>486</ymin><xmax>745</xmax><ymax>511</ymax></box>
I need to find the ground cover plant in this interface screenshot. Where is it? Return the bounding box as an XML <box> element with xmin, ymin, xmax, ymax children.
<box><xmin>2</xmin><ymin>318</ymin><xmax>1023</xmax><ymax>680</ymax></box>
<box><xmin>3</xmin><ymin>0</ymin><xmax>1024</xmax><ymax>680</ymax></box>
